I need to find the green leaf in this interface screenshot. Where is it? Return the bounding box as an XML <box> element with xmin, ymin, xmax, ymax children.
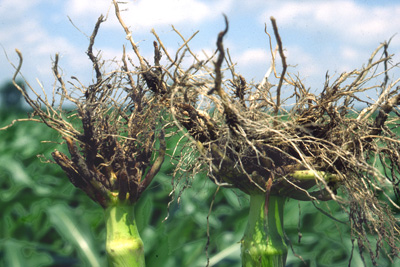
<box><xmin>1</xmin><ymin>238</ymin><xmax>53</xmax><ymax>267</ymax></box>
<box><xmin>135</xmin><ymin>193</ymin><xmax>153</xmax><ymax>233</ymax></box>
<box><xmin>47</xmin><ymin>203</ymin><xmax>103</xmax><ymax>267</ymax></box>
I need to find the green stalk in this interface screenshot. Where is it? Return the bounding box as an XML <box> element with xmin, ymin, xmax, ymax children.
<box><xmin>241</xmin><ymin>194</ymin><xmax>287</xmax><ymax>267</ymax></box>
<box><xmin>105</xmin><ymin>204</ymin><xmax>145</xmax><ymax>267</ymax></box>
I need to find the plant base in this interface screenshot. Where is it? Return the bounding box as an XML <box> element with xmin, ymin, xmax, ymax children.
<box><xmin>241</xmin><ymin>194</ymin><xmax>287</xmax><ymax>267</ymax></box>
<box><xmin>105</xmin><ymin>204</ymin><xmax>145</xmax><ymax>267</ymax></box>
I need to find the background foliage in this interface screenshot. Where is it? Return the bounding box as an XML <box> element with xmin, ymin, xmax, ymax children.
<box><xmin>1</xmin><ymin>110</ymin><xmax>399</xmax><ymax>266</ymax></box>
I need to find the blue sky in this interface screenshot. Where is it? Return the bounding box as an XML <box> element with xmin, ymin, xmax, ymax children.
<box><xmin>1</xmin><ymin>0</ymin><xmax>399</xmax><ymax>98</ymax></box>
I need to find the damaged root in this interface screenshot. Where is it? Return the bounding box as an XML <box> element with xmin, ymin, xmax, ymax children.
<box><xmin>170</xmin><ymin>17</ymin><xmax>400</xmax><ymax>264</ymax></box>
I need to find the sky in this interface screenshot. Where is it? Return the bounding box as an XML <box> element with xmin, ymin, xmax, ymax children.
<box><xmin>1</xmin><ymin>0</ymin><xmax>399</xmax><ymax>101</ymax></box>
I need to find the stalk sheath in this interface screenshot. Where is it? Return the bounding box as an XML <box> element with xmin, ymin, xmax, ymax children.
<box><xmin>241</xmin><ymin>194</ymin><xmax>287</xmax><ymax>267</ymax></box>
<box><xmin>105</xmin><ymin>204</ymin><xmax>145</xmax><ymax>267</ymax></box>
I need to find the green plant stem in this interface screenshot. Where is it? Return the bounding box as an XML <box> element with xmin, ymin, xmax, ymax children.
<box><xmin>105</xmin><ymin>204</ymin><xmax>145</xmax><ymax>267</ymax></box>
<box><xmin>241</xmin><ymin>194</ymin><xmax>287</xmax><ymax>267</ymax></box>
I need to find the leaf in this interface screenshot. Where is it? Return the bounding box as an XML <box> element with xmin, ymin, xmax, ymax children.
<box><xmin>135</xmin><ymin>193</ymin><xmax>153</xmax><ymax>233</ymax></box>
<box><xmin>47</xmin><ymin>203</ymin><xmax>103</xmax><ymax>267</ymax></box>
<box><xmin>1</xmin><ymin>239</ymin><xmax>53</xmax><ymax>267</ymax></box>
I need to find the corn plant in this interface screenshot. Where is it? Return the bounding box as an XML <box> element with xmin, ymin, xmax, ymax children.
<box><xmin>3</xmin><ymin>1</ymin><xmax>173</xmax><ymax>265</ymax></box>
<box><xmin>3</xmin><ymin>2</ymin><xmax>400</xmax><ymax>266</ymax></box>
<box><xmin>169</xmin><ymin>16</ymin><xmax>400</xmax><ymax>266</ymax></box>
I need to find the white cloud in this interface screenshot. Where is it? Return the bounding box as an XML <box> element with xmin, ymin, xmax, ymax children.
<box><xmin>254</xmin><ymin>0</ymin><xmax>400</xmax><ymax>89</ymax></box>
<box><xmin>340</xmin><ymin>46</ymin><xmax>361</xmax><ymax>62</ymax></box>
<box><xmin>0</xmin><ymin>0</ymin><xmax>43</xmax><ymax>19</ymax></box>
<box><xmin>1</xmin><ymin>0</ymin><xmax>399</xmax><ymax>98</ymax></box>
<box><xmin>226</xmin><ymin>48</ymin><xmax>271</xmax><ymax>82</ymax></box>
<box><xmin>262</xmin><ymin>1</ymin><xmax>400</xmax><ymax>44</ymax></box>
<box><xmin>0</xmin><ymin>8</ymin><xmax>90</xmax><ymax>88</ymax></box>
<box><xmin>285</xmin><ymin>45</ymin><xmax>321</xmax><ymax>78</ymax></box>
<box><xmin>236</xmin><ymin>48</ymin><xmax>269</xmax><ymax>67</ymax></box>
<box><xmin>65</xmin><ymin>0</ymin><xmax>233</xmax><ymax>31</ymax></box>
<box><xmin>65</xmin><ymin>0</ymin><xmax>233</xmax><ymax>32</ymax></box>
<box><xmin>65</xmin><ymin>0</ymin><xmax>112</xmax><ymax>18</ymax></box>
<box><xmin>227</xmin><ymin>46</ymin><xmax>321</xmax><ymax>84</ymax></box>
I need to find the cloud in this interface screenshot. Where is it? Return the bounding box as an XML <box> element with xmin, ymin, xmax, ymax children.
<box><xmin>252</xmin><ymin>0</ymin><xmax>400</xmax><ymax>89</ymax></box>
<box><xmin>65</xmin><ymin>0</ymin><xmax>233</xmax><ymax>32</ymax></box>
<box><xmin>227</xmin><ymin>48</ymin><xmax>270</xmax><ymax>82</ymax></box>
<box><xmin>64</xmin><ymin>0</ymin><xmax>111</xmax><ymax>18</ymax></box>
<box><xmin>261</xmin><ymin>1</ymin><xmax>400</xmax><ymax>45</ymax></box>
<box><xmin>1</xmin><ymin>0</ymin><xmax>398</xmax><ymax>97</ymax></box>
<box><xmin>0</xmin><ymin>9</ymin><xmax>90</xmax><ymax>86</ymax></box>
<box><xmin>233</xmin><ymin>46</ymin><xmax>321</xmax><ymax>81</ymax></box>
<box><xmin>282</xmin><ymin>45</ymin><xmax>323</xmax><ymax>87</ymax></box>
<box><xmin>0</xmin><ymin>0</ymin><xmax>43</xmax><ymax>19</ymax></box>
<box><xmin>235</xmin><ymin>48</ymin><xmax>269</xmax><ymax>67</ymax></box>
<box><xmin>340</xmin><ymin>46</ymin><xmax>361</xmax><ymax>62</ymax></box>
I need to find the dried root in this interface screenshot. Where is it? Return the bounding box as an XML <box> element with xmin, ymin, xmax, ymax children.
<box><xmin>5</xmin><ymin>3</ymin><xmax>400</xmax><ymax>263</ymax></box>
<box><xmin>169</xmin><ymin>17</ymin><xmax>400</xmax><ymax>264</ymax></box>
<box><xmin>7</xmin><ymin>7</ymin><xmax>169</xmax><ymax>207</ymax></box>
